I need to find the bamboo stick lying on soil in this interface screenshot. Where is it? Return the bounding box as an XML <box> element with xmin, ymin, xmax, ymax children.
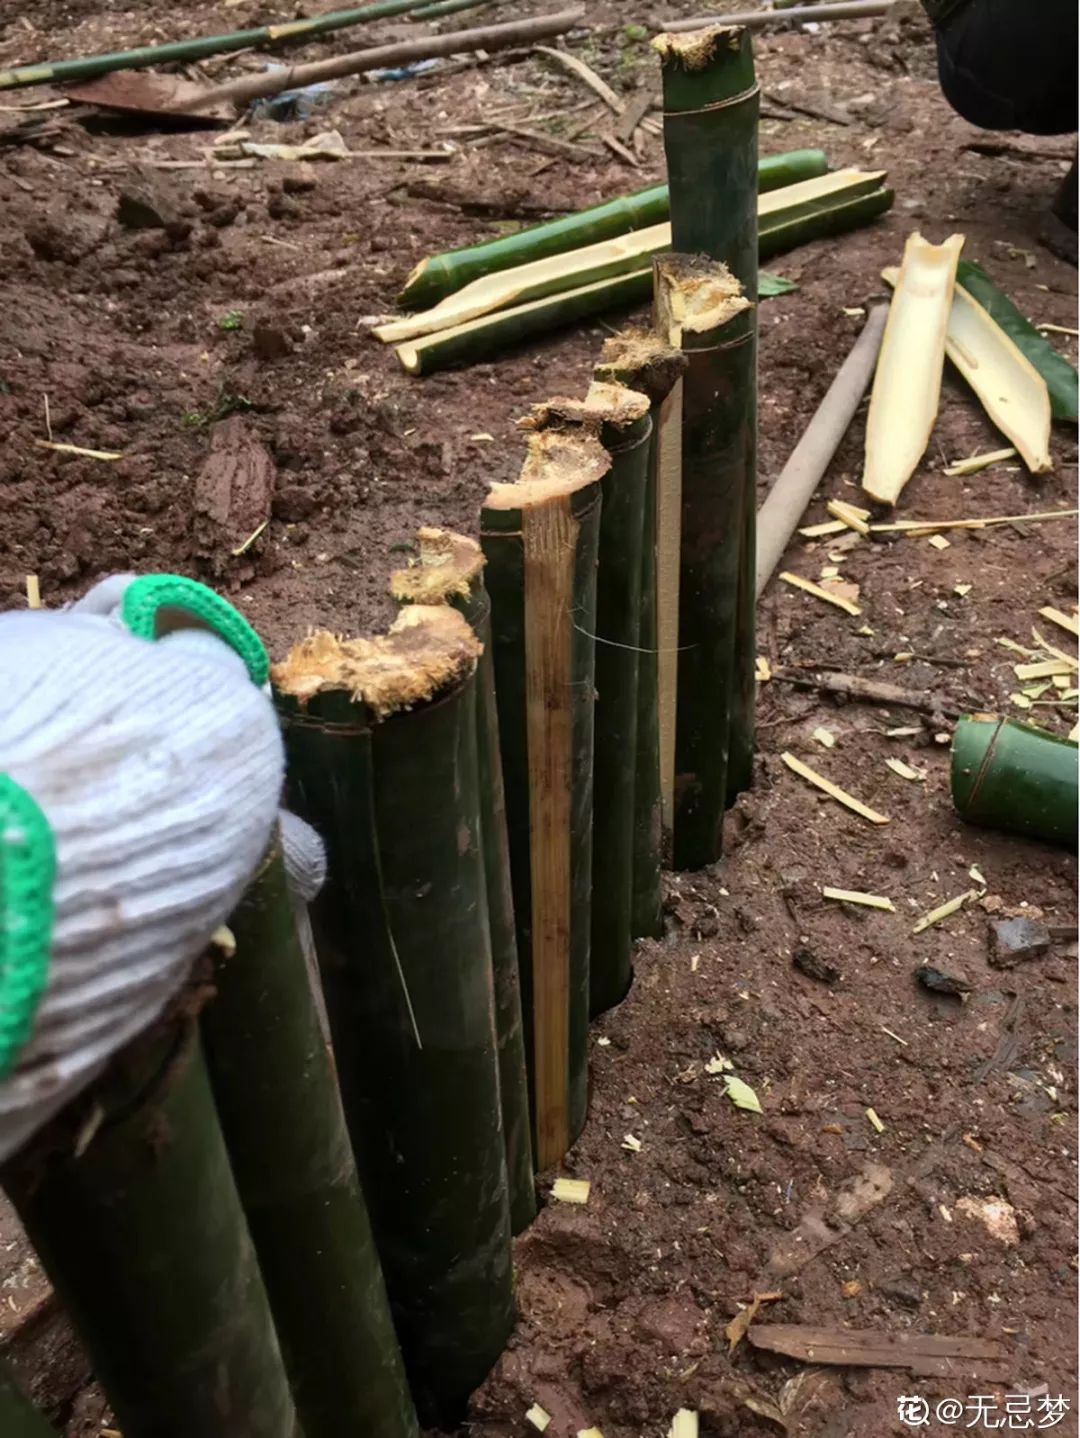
<box><xmin>596</xmin><ymin>334</ymin><xmax>688</xmax><ymax>939</ymax></box>
<box><xmin>481</xmin><ymin>421</ymin><xmax>607</xmax><ymax>1169</ymax></box>
<box><xmin>0</xmin><ymin>0</ymin><xmax>472</xmax><ymax>92</ymax></box>
<box><xmin>756</xmin><ymin>301</ymin><xmax>888</xmax><ymax>596</ymax></box>
<box><xmin>660</xmin><ymin>0</ymin><xmax>896</xmax><ymax>33</ymax></box>
<box><xmin>273</xmin><ymin>608</ymin><xmax>515</xmax><ymax>1426</ymax></box>
<box><xmin>0</xmin><ymin>1362</ymin><xmax>57</xmax><ymax>1438</ymax></box>
<box><xmin>656</xmin><ymin>23</ymin><xmax>760</xmax><ymax>809</ymax></box>
<box><xmin>184</xmin><ymin>9</ymin><xmax>585</xmax><ymax>112</ymax></box>
<box><xmin>770</xmin><ymin>666</ymin><xmax>962</xmax><ymax>717</ymax></box>
<box><xmin>655</xmin><ymin>254</ymin><xmax>754</xmax><ymax>871</ymax></box>
<box><xmin>201</xmin><ymin>843</ymin><xmax>419</xmax><ymax>1438</ymax></box>
<box><xmin>390</xmin><ymin>529</ymin><xmax>536</xmax><ymax>1235</ymax></box>
<box><xmin>397</xmin><ymin>149</ymin><xmax>829</xmax><ymax>311</ymax></box>
<box><xmin>2</xmin><ymin>1024</ymin><xmax>299</xmax><ymax>1438</ymax></box>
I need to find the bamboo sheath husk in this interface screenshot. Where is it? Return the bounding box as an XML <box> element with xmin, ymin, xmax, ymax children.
<box><xmin>201</xmin><ymin>843</ymin><xmax>419</xmax><ymax>1438</ymax></box>
<box><xmin>481</xmin><ymin>423</ymin><xmax>607</xmax><ymax>1168</ymax></box>
<box><xmin>398</xmin><ymin>149</ymin><xmax>829</xmax><ymax>310</ymax></box>
<box><xmin>3</xmin><ymin>1026</ymin><xmax>299</xmax><ymax>1438</ymax></box>
<box><xmin>596</xmin><ymin>335</ymin><xmax>688</xmax><ymax>938</ymax></box>
<box><xmin>952</xmin><ymin>716</ymin><xmax>1078</xmax><ymax>848</ymax></box>
<box><xmin>390</xmin><ymin>530</ymin><xmax>536</xmax><ymax>1234</ymax></box>
<box><xmin>273</xmin><ymin>607</ymin><xmax>514</xmax><ymax>1425</ymax></box>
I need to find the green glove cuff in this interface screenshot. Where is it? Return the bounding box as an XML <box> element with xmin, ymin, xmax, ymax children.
<box><xmin>0</xmin><ymin>775</ymin><xmax>55</xmax><ymax>1079</ymax></box>
<box><xmin>121</xmin><ymin>574</ymin><xmax>270</xmax><ymax>688</ymax></box>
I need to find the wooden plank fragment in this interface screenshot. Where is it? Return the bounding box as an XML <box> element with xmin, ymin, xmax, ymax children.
<box><xmin>747</xmin><ymin>1324</ymin><xmax>1008</xmax><ymax>1378</ymax></box>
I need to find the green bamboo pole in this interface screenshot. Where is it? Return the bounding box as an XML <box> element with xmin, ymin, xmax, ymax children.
<box><xmin>390</xmin><ymin>531</ymin><xmax>537</xmax><ymax>1234</ymax></box>
<box><xmin>957</xmin><ymin>260</ymin><xmax>1079</xmax><ymax>423</ymax></box>
<box><xmin>200</xmin><ymin>842</ymin><xmax>419</xmax><ymax>1438</ymax></box>
<box><xmin>548</xmin><ymin>384</ymin><xmax>654</xmax><ymax>1016</ymax></box>
<box><xmin>0</xmin><ymin>1362</ymin><xmax>58</xmax><ymax>1438</ymax></box>
<box><xmin>2</xmin><ymin>1026</ymin><xmax>299</xmax><ymax>1438</ymax></box>
<box><xmin>951</xmin><ymin>715</ymin><xmax>1078</xmax><ymax>848</ymax></box>
<box><xmin>0</xmin><ymin>0</ymin><xmax>464</xmax><ymax>92</ymax></box>
<box><xmin>408</xmin><ymin>0</ymin><xmax>499</xmax><ymax>16</ymax></box>
<box><xmin>480</xmin><ymin>422</ymin><xmax>607</xmax><ymax>1168</ymax></box>
<box><xmin>273</xmin><ymin>608</ymin><xmax>514</xmax><ymax>1426</ymax></box>
<box><xmin>396</xmin><ymin>183</ymin><xmax>892</xmax><ymax>376</ymax></box>
<box><xmin>654</xmin><ymin>255</ymin><xmax>754</xmax><ymax>870</ymax></box>
<box><xmin>596</xmin><ymin>334</ymin><xmax>688</xmax><ymax>938</ymax></box>
<box><xmin>656</xmin><ymin>24</ymin><xmax>760</xmax><ymax>811</ymax></box>
<box><xmin>398</xmin><ymin>149</ymin><xmax>828</xmax><ymax>309</ymax></box>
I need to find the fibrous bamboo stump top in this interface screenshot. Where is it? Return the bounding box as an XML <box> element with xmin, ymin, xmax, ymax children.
<box><xmin>389</xmin><ymin>527</ymin><xmax>485</xmax><ymax>605</ymax></box>
<box><xmin>651</xmin><ymin>25</ymin><xmax>740</xmax><ymax>71</ymax></box>
<box><xmin>484</xmin><ymin>425</ymin><xmax>609</xmax><ymax>514</ymax></box>
<box><xmin>273</xmin><ymin>605</ymin><xmax>480</xmax><ymax>716</ymax></box>
<box><xmin>654</xmin><ymin>255</ymin><xmax>751</xmax><ymax>341</ymax></box>
<box><xmin>522</xmin><ymin>380</ymin><xmax>650</xmax><ymax>435</ymax></box>
<box><xmin>595</xmin><ymin>331</ymin><xmax>688</xmax><ymax>404</ymax></box>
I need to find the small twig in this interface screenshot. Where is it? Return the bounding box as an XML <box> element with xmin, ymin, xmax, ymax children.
<box><xmin>601</xmin><ymin>133</ymin><xmax>640</xmax><ymax>166</ymax></box>
<box><xmin>43</xmin><ymin>393</ymin><xmax>52</xmax><ymax>441</ymax></box>
<box><xmin>771</xmin><ymin>666</ymin><xmax>962</xmax><ymax>718</ymax></box>
<box><xmin>533</xmin><ymin>43</ymin><xmax>623</xmax><ymax>115</ymax></box>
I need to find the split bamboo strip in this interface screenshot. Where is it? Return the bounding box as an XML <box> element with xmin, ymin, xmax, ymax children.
<box><xmin>943</xmin><ymin>446</ymin><xmax>1016</xmax><ymax>476</ymax></box>
<box><xmin>655</xmin><ymin>255</ymin><xmax>754</xmax><ymax>869</ymax></box>
<box><xmin>957</xmin><ymin>260</ymin><xmax>1078</xmax><ymax>423</ymax></box>
<box><xmin>390</xmin><ymin>529</ymin><xmax>536</xmax><ymax>1233</ymax></box>
<box><xmin>781</xmin><ymin>751</ymin><xmax>890</xmax><ymax>823</ymax></box>
<box><xmin>779</xmin><ymin>570</ymin><xmax>861</xmax><ymax>615</ymax></box>
<box><xmin>273</xmin><ymin>609</ymin><xmax>514</xmax><ymax>1424</ymax></box>
<box><xmin>381</xmin><ymin>169</ymin><xmax>884</xmax><ymax>346</ymax></box>
<box><xmin>952</xmin><ymin>714</ymin><xmax>1078</xmax><ymax>847</ymax></box>
<box><xmin>596</xmin><ymin>334</ymin><xmax>688</xmax><ymax>937</ymax></box>
<box><xmin>882</xmin><ymin>265</ymin><xmax>1052</xmax><ymax>473</ymax></box>
<box><xmin>2</xmin><ymin>1026</ymin><xmax>298</xmax><ymax>1438</ymax></box>
<box><xmin>664</xmin><ymin>0</ymin><xmax>896</xmax><ymax>31</ymax></box>
<box><xmin>862</xmin><ymin>232</ymin><xmax>965</xmax><ymax>505</ymax></box>
<box><xmin>1040</xmin><ymin>606</ymin><xmax>1080</xmax><ymax>638</ymax></box>
<box><xmin>656</xmin><ymin>23</ymin><xmax>759</xmax><ymax>806</ymax></box>
<box><xmin>201</xmin><ymin>842</ymin><xmax>418</xmax><ymax>1438</ymax></box>
<box><xmin>0</xmin><ymin>1363</ymin><xmax>57</xmax><ymax>1437</ymax></box>
<box><xmin>870</xmin><ymin>507</ymin><xmax>1078</xmax><ymax>534</ymax></box>
<box><xmin>481</xmin><ymin>423</ymin><xmax>607</xmax><ymax>1167</ymax></box>
<box><xmin>395</xmin><ymin>179</ymin><xmax>893</xmax><ymax>374</ymax></box>
<box><xmin>822</xmin><ymin>887</ymin><xmax>895</xmax><ymax>910</ymax></box>
<box><xmin>397</xmin><ymin>149</ymin><xmax>829</xmax><ymax>310</ymax></box>
<box><xmin>531</xmin><ymin>386</ymin><xmax>654</xmax><ymax>1017</ymax></box>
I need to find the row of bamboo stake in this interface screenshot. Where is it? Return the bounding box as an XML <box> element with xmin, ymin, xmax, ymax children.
<box><xmin>0</xmin><ymin>23</ymin><xmax>769</xmax><ymax>1438</ymax></box>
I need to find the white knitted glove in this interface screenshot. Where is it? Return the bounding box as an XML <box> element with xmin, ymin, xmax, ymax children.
<box><xmin>0</xmin><ymin>575</ymin><xmax>315</xmax><ymax>1163</ymax></box>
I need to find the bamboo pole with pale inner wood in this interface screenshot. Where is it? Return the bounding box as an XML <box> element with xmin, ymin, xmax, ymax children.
<box><xmin>481</xmin><ymin>422</ymin><xmax>607</xmax><ymax>1169</ymax></box>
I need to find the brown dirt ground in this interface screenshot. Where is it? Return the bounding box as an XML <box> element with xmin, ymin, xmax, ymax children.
<box><xmin>1</xmin><ymin>0</ymin><xmax>1077</xmax><ymax>1435</ymax></box>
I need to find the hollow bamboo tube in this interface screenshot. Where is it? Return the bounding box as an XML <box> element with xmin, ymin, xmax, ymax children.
<box><xmin>654</xmin><ymin>255</ymin><xmax>755</xmax><ymax>870</ymax></box>
<box><xmin>273</xmin><ymin>608</ymin><xmax>514</xmax><ymax>1426</ymax></box>
<box><xmin>2</xmin><ymin>1025</ymin><xmax>299</xmax><ymax>1438</ymax></box>
<box><xmin>201</xmin><ymin>842</ymin><xmax>419</xmax><ymax>1438</ymax></box>
<box><xmin>656</xmin><ymin>24</ymin><xmax>760</xmax><ymax>807</ymax></box>
<box><xmin>951</xmin><ymin>715</ymin><xmax>1078</xmax><ymax>848</ymax></box>
<box><xmin>596</xmin><ymin>336</ymin><xmax>688</xmax><ymax>937</ymax></box>
<box><xmin>0</xmin><ymin>1362</ymin><xmax>58</xmax><ymax>1438</ymax></box>
<box><xmin>390</xmin><ymin>531</ymin><xmax>536</xmax><ymax>1234</ymax></box>
<box><xmin>397</xmin><ymin>149</ymin><xmax>828</xmax><ymax>310</ymax></box>
<box><xmin>755</xmin><ymin>301</ymin><xmax>888</xmax><ymax>596</ymax></box>
<box><xmin>481</xmin><ymin>424</ymin><xmax>607</xmax><ymax>1168</ymax></box>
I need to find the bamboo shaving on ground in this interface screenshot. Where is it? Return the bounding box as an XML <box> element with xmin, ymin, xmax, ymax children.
<box><xmin>781</xmin><ymin>752</ymin><xmax>891</xmax><ymax>824</ymax></box>
<box><xmin>1040</xmin><ymin>606</ymin><xmax>1079</xmax><ymax>638</ymax></box>
<box><xmin>913</xmin><ymin>889</ymin><xmax>978</xmax><ymax>934</ymax></box>
<box><xmin>724</xmin><ymin>1075</ymin><xmax>763</xmax><ymax>1114</ymax></box>
<box><xmin>943</xmin><ymin>446</ymin><xmax>1016</xmax><ymax>476</ymax></box>
<box><xmin>34</xmin><ymin>439</ymin><xmax>125</xmax><ymax>461</ymax></box>
<box><xmin>669</xmin><ymin>1410</ymin><xmax>700</xmax><ymax>1438</ymax></box>
<box><xmin>551</xmin><ymin>1177</ymin><xmax>591</xmax><ymax>1205</ymax></box>
<box><xmin>779</xmin><ymin>571</ymin><xmax>861</xmax><ymax>615</ymax></box>
<box><xmin>823</xmin><ymin>887</ymin><xmax>896</xmax><ymax>911</ymax></box>
<box><xmin>526</xmin><ymin>1405</ymin><xmax>552</xmax><ymax>1432</ymax></box>
<box><xmin>885</xmin><ymin>757</ymin><xmax>925</xmax><ymax>781</ymax></box>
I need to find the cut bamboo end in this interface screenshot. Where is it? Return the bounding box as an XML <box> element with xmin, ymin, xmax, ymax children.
<box><xmin>389</xmin><ymin>527</ymin><xmax>485</xmax><ymax>605</ymax></box>
<box><xmin>596</xmin><ymin>330</ymin><xmax>688</xmax><ymax>403</ymax></box>
<box><xmin>862</xmin><ymin>231</ymin><xmax>965</xmax><ymax>506</ymax></box>
<box><xmin>654</xmin><ymin>254</ymin><xmax>750</xmax><ymax>344</ymax></box>
<box><xmin>272</xmin><ymin>605</ymin><xmax>480</xmax><ymax>716</ymax></box>
<box><xmin>523</xmin><ymin>379</ymin><xmax>651</xmax><ymax>434</ymax></box>
<box><xmin>881</xmin><ymin>264</ymin><xmax>1052</xmax><ymax>475</ymax></box>
<box><xmin>652</xmin><ymin>24</ymin><xmax>738</xmax><ymax>68</ymax></box>
<box><xmin>486</xmin><ymin>426</ymin><xmax>610</xmax><ymax>513</ymax></box>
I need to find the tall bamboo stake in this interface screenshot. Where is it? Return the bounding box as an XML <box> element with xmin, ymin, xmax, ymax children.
<box><xmin>596</xmin><ymin>336</ymin><xmax>688</xmax><ymax>937</ymax></box>
<box><xmin>0</xmin><ymin>1362</ymin><xmax>58</xmax><ymax>1438</ymax></box>
<box><xmin>481</xmin><ymin>423</ymin><xmax>607</xmax><ymax>1168</ymax></box>
<box><xmin>201</xmin><ymin>842</ymin><xmax>419</xmax><ymax>1438</ymax></box>
<box><xmin>273</xmin><ymin>607</ymin><xmax>514</xmax><ymax>1425</ymax></box>
<box><xmin>654</xmin><ymin>255</ymin><xmax>754</xmax><ymax>870</ymax></box>
<box><xmin>390</xmin><ymin>530</ymin><xmax>536</xmax><ymax>1234</ymax></box>
<box><xmin>656</xmin><ymin>24</ymin><xmax>760</xmax><ymax>808</ymax></box>
<box><xmin>2</xmin><ymin>1026</ymin><xmax>299</xmax><ymax>1438</ymax></box>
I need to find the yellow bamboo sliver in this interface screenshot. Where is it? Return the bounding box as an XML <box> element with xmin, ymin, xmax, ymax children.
<box><xmin>863</xmin><ymin>233</ymin><xmax>965</xmax><ymax>506</ymax></box>
<box><xmin>33</xmin><ymin>439</ymin><xmax>124</xmax><ymax>461</ymax></box>
<box><xmin>1040</xmin><ymin>606</ymin><xmax>1080</xmax><ymax>638</ymax></box>
<box><xmin>943</xmin><ymin>446</ymin><xmax>1017</xmax><ymax>476</ymax></box>
<box><xmin>827</xmin><ymin>499</ymin><xmax>871</xmax><ymax>535</ymax></box>
<box><xmin>912</xmin><ymin>889</ymin><xmax>977</xmax><ymax>934</ymax></box>
<box><xmin>822</xmin><ymin>887</ymin><xmax>896</xmax><ymax>911</ymax></box>
<box><xmin>1013</xmin><ymin>660</ymin><xmax>1074</xmax><ymax>681</ymax></box>
<box><xmin>669</xmin><ymin>1412</ymin><xmax>700</xmax><ymax>1438</ymax></box>
<box><xmin>1031</xmin><ymin>627</ymin><xmax>1078</xmax><ymax>669</ymax></box>
<box><xmin>799</xmin><ymin>518</ymin><xmax>848</xmax><ymax>537</ymax></box>
<box><xmin>871</xmin><ymin>507</ymin><xmax>1077</xmax><ymax>534</ymax></box>
<box><xmin>551</xmin><ymin>1177</ymin><xmax>591</xmax><ymax>1205</ymax></box>
<box><xmin>781</xmin><ymin>751</ymin><xmax>890</xmax><ymax>824</ymax></box>
<box><xmin>779</xmin><ymin>571</ymin><xmax>861</xmax><ymax>616</ymax></box>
